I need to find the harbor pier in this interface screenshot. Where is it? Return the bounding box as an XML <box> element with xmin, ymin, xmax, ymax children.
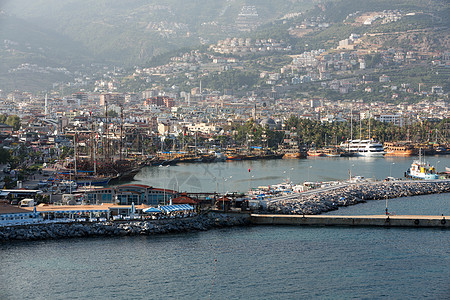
<box><xmin>250</xmin><ymin>214</ymin><xmax>450</xmax><ymax>228</ymax></box>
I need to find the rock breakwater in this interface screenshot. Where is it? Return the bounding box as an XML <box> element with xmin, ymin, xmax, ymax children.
<box><xmin>268</xmin><ymin>180</ymin><xmax>450</xmax><ymax>215</ymax></box>
<box><xmin>0</xmin><ymin>213</ymin><xmax>250</xmax><ymax>242</ymax></box>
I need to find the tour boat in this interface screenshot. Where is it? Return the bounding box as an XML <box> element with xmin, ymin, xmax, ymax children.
<box><xmin>339</xmin><ymin>139</ymin><xmax>386</xmax><ymax>157</ymax></box>
<box><xmin>384</xmin><ymin>142</ymin><xmax>417</xmax><ymax>156</ymax></box>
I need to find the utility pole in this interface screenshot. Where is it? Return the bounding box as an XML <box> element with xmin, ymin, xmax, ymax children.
<box><xmin>120</xmin><ymin>105</ymin><xmax>123</xmax><ymax>161</ymax></box>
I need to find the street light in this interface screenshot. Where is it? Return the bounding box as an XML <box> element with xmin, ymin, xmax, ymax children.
<box><xmin>222</xmin><ymin>176</ymin><xmax>232</xmax><ymax>211</ymax></box>
<box><xmin>289</xmin><ymin>167</ymin><xmax>294</xmax><ymax>182</ymax></box>
<box><xmin>390</xmin><ymin>163</ymin><xmax>395</xmax><ymax>177</ymax></box>
<box><xmin>307</xmin><ymin>166</ymin><xmax>312</xmax><ymax>182</ymax></box>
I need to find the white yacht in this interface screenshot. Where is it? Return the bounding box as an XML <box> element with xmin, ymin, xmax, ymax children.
<box><xmin>340</xmin><ymin>139</ymin><xmax>386</xmax><ymax>157</ymax></box>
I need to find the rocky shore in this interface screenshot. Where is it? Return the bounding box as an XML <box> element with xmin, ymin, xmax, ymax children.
<box><xmin>268</xmin><ymin>180</ymin><xmax>450</xmax><ymax>215</ymax></box>
<box><xmin>0</xmin><ymin>212</ymin><xmax>250</xmax><ymax>242</ymax></box>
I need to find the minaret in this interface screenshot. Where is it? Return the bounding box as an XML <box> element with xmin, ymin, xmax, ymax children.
<box><xmin>44</xmin><ymin>93</ymin><xmax>48</xmax><ymax>117</ymax></box>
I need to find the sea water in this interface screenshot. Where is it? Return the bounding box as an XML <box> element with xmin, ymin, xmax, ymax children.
<box><xmin>1</xmin><ymin>157</ymin><xmax>449</xmax><ymax>299</ymax></box>
<box><xmin>1</xmin><ymin>222</ymin><xmax>448</xmax><ymax>299</ymax></box>
<box><xmin>133</xmin><ymin>155</ymin><xmax>450</xmax><ymax>193</ymax></box>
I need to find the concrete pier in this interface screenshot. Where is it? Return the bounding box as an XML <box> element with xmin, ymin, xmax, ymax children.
<box><xmin>251</xmin><ymin>214</ymin><xmax>450</xmax><ymax>228</ymax></box>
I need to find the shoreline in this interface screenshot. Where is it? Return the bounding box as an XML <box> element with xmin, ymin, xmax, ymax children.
<box><xmin>0</xmin><ymin>212</ymin><xmax>251</xmax><ymax>242</ymax></box>
<box><xmin>2</xmin><ymin>180</ymin><xmax>450</xmax><ymax>242</ymax></box>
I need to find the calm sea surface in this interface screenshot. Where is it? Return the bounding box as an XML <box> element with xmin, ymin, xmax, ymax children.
<box><xmin>133</xmin><ymin>155</ymin><xmax>450</xmax><ymax>194</ymax></box>
<box><xmin>1</xmin><ymin>156</ymin><xmax>449</xmax><ymax>299</ymax></box>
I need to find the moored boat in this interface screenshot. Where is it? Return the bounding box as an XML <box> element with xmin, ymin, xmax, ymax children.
<box><xmin>340</xmin><ymin>139</ymin><xmax>385</xmax><ymax>157</ymax></box>
<box><xmin>307</xmin><ymin>149</ymin><xmax>325</xmax><ymax>157</ymax></box>
<box><xmin>384</xmin><ymin>141</ymin><xmax>417</xmax><ymax>156</ymax></box>
<box><xmin>281</xmin><ymin>147</ymin><xmax>307</xmax><ymax>159</ymax></box>
<box><xmin>321</xmin><ymin>147</ymin><xmax>343</xmax><ymax>157</ymax></box>
<box><xmin>405</xmin><ymin>151</ymin><xmax>438</xmax><ymax>180</ymax></box>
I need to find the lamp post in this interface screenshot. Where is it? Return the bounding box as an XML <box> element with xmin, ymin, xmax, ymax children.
<box><xmin>163</xmin><ymin>165</ymin><xmax>169</xmax><ymax>205</ymax></box>
<box><xmin>222</xmin><ymin>176</ymin><xmax>232</xmax><ymax>211</ymax></box>
<box><xmin>390</xmin><ymin>163</ymin><xmax>395</xmax><ymax>177</ymax></box>
<box><xmin>385</xmin><ymin>195</ymin><xmax>389</xmax><ymax>215</ymax></box>
<box><xmin>307</xmin><ymin>166</ymin><xmax>312</xmax><ymax>182</ymax></box>
<box><xmin>436</xmin><ymin>160</ymin><xmax>440</xmax><ymax>172</ymax></box>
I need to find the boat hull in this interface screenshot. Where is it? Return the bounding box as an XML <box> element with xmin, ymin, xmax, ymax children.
<box><xmin>405</xmin><ymin>172</ymin><xmax>439</xmax><ymax>180</ymax></box>
<box><xmin>77</xmin><ymin>177</ymin><xmax>112</xmax><ymax>186</ymax></box>
<box><xmin>282</xmin><ymin>152</ymin><xmax>307</xmax><ymax>159</ymax></box>
<box><xmin>385</xmin><ymin>150</ymin><xmax>416</xmax><ymax>156</ymax></box>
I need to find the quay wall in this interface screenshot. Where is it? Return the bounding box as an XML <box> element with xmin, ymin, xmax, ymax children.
<box><xmin>251</xmin><ymin>214</ymin><xmax>450</xmax><ymax>228</ymax></box>
<box><xmin>0</xmin><ymin>212</ymin><xmax>250</xmax><ymax>242</ymax></box>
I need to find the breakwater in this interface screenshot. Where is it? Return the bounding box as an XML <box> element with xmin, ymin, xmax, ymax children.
<box><xmin>267</xmin><ymin>180</ymin><xmax>450</xmax><ymax>215</ymax></box>
<box><xmin>0</xmin><ymin>212</ymin><xmax>250</xmax><ymax>242</ymax></box>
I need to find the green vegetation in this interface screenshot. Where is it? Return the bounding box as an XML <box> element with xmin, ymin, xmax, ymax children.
<box><xmin>0</xmin><ymin>147</ymin><xmax>11</xmax><ymax>164</ymax></box>
<box><xmin>283</xmin><ymin>116</ymin><xmax>450</xmax><ymax>147</ymax></box>
<box><xmin>202</xmin><ymin>69</ymin><xmax>259</xmax><ymax>92</ymax></box>
<box><xmin>0</xmin><ymin>114</ymin><xmax>21</xmax><ymax>130</ymax></box>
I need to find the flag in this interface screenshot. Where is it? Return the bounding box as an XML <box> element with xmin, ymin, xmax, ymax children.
<box><xmin>249</xmin><ymin>167</ymin><xmax>251</xmax><ymax>172</ymax></box>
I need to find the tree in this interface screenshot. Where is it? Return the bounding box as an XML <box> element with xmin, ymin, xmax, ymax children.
<box><xmin>0</xmin><ymin>147</ymin><xmax>10</xmax><ymax>163</ymax></box>
<box><xmin>107</xmin><ymin>110</ymin><xmax>118</xmax><ymax>118</ymax></box>
<box><xmin>5</xmin><ymin>115</ymin><xmax>21</xmax><ymax>130</ymax></box>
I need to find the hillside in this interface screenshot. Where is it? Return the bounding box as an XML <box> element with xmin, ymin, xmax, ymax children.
<box><xmin>0</xmin><ymin>0</ymin><xmax>448</xmax><ymax>92</ymax></box>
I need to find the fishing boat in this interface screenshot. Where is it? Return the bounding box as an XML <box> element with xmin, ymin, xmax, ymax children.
<box><xmin>405</xmin><ymin>151</ymin><xmax>438</xmax><ymax>180</ymax></box>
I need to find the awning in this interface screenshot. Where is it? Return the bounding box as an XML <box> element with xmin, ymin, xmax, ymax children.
<box><xmin>143</xmin><ymin>207</ymin><xmax>162</xmax><ymax>213</ymax></box>
<box><xmin>160</xmin><ymin>204</ymin><xmax>194</xmax><ymax>213</ymax></box>
<box><xmin>40</xmin><ymin>209</ymin><xmax>108</xmax><ymax>214</ymax></box>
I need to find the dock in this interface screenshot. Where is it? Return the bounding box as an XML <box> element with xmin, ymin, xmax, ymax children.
<box><xmin>250</xmin><ymin>214</ymin><xmax>449</xmax><ymax>228</ymax></box>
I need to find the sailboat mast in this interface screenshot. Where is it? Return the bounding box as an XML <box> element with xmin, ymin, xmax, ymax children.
<box><xmin>350</xmin><ymin>108</ymin><xmax>353</xmax><ymax>140</ymax></box>
<box><xmin>105</xmin><ymin>101</ymin><xmax>109</xmax><ymax>160</ymax></box>
<box><xmin>359</xmin><ymin>116</ymin><xmax>362</xmax><ymax>140</ymax></box>
<box><xmin>120</xmin><ymin>105</ymin><xmax>123</xmax><ymax>161</ymax></box>
<box><xmin>74</xmin><ymin>131</ymin><xmax>77</xmax><ymax>177</ymax></box>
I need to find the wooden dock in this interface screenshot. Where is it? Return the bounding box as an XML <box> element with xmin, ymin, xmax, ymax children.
<box><xmin>250</xmin><ymin>214</ymin><xmax>449</xmax><ymax>228</ymax></box>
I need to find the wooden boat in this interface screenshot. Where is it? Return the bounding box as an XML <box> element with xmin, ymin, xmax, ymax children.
<box><xmin>281</xmin><ymin>147</ymin><xmax>307</xmax><ymax>159</ymax></box>
<box><xmin>321</xmin><ymin>147</ymin><xmax>342</xmax><ymax>157</ymax></box>
<box><xmin>307</xmin><ymin>149</ymin><xmax>325</xmax><ymax>157</ymax></box>
<box><xmin>226</xmin><ymin>154</ymin><xmax>242</xmax><ymax>161</ymax></box>
<box><xmin>384</xmin><ymin>142</ymin><xmax>417</xmax><ymax>157</ymax></box>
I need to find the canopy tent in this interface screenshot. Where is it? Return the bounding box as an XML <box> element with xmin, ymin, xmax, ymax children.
<box><xmin>142</xmin><ymin>207</ymin><xmax>162</xmax><ymax>213</ymax></box>
<box><xmin>159</xmin><ymin>204</ymin><xmax>194</xmax><ymax>213</ymax></box>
